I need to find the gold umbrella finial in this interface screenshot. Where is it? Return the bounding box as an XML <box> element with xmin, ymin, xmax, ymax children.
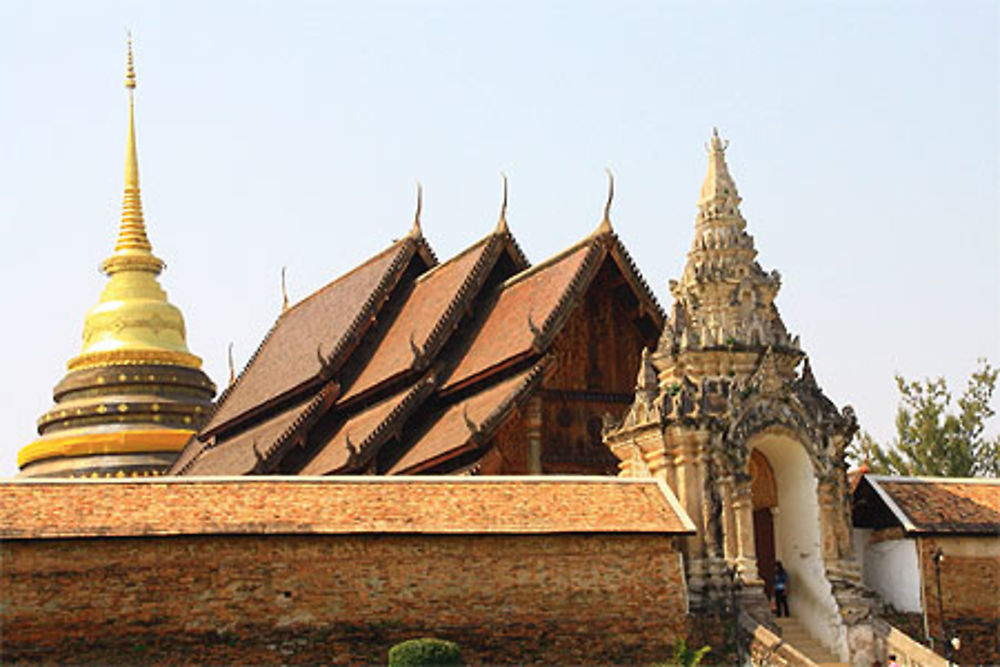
<box><xmin>125</xmin><ymin>31</ymin><xmax>137</xmax><ymax>90</ymax></box>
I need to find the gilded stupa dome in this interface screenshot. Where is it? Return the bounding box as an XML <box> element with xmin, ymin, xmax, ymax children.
<box><xmin>18</xmin><ymin>38</ymin><xmax>215</xmax><ymax>478</ymax></box>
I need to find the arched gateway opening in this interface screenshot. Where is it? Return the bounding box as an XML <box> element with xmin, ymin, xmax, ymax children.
<box><xmin>749</xmin><ymin>449</ymin><xmax>778</xmax><ymax>600</ymax></box>
<box><xmin>749</xmin><ymin>431</ymin><xmax>842</xmax><ymax>652</ymax></box>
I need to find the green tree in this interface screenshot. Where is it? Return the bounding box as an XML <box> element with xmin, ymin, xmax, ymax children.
<box><xmin>860</xmin><ymin>359</ymin><xmax>1000</xmax><ymax>478</ymax></box>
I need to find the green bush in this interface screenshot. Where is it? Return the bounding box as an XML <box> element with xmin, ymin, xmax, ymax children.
<box><xmin>671</xmin><ymin>638</ymin><xmax>711</xmax><ymax>667</ymax></box>
<box><xmin>387</xmin><ymin>638</ymin><xmax>463</xmax><ymax>666</ymax></box>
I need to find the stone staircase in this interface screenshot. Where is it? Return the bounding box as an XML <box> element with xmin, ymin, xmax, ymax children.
<box><xmin>774</xmin><ymin>617</ymin><xmax>848</xmax><ymax>666</ymax></box>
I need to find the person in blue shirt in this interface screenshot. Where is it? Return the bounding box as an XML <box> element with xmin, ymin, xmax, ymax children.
<box><xmin>774</xmin><ymin>561</ymin><xmax>790</xmax><ymax>617</ymax></box>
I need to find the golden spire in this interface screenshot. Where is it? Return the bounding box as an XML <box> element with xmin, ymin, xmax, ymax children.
<box><xmin>101</xmin><ymin>35</ymin><xmax>164</xmax><ymax>276</ymax></box>
<box><xmin>67</xmin><ymin>35</ymin><xmax>201</xmax><ymax>372</ymax></box>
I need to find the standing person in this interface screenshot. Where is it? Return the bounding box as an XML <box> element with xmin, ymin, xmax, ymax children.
<box><xmin>774</xmin><ymin>561</ymin><xmax>790</xmax><ymax>617</ymax></box>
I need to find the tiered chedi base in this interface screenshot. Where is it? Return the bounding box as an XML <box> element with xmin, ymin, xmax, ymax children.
<box><xmin>20</xmin><ymin>364</ymin><xmax>215</xmax><ymax>478</ymax></box>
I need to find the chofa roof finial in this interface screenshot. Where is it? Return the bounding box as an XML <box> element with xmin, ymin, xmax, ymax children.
<box><xmin>281</xmin><ymin>266</ymin><xmax>290</xmax><ymax>312</ymax></box>
<box><xmin>596</xmin><ymin>168</ymin><xmax>614</xmax><ymax>235</ymax></box>
<box><xmin>496</xmin><ymin>172</ymin><xmax>509</xmax><ymax>233</ymax></box>
<box><xmin>410</xmin><ymin>181</ymin><xmax>423</xmax><ymax>237</ymax></box>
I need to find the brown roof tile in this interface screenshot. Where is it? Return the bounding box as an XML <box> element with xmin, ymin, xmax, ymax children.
<box><xmin>0</xmin><ymin>477</ymin><xmax>694</xmax><ymax>538</ymax></box>
<box><xmin>868</xmin><ymin>476</ymin><xmax>1000</xmax><ymax>535</ymax></box>
<box><xmin>341</xmin><ymin>236</ymin><xmax>495</xmax><ymax>402</ymax></box>
<box><xmin>301</xmin><ymin>379</ymin><xmax>434</xmax><ymax>475</ymax></box>
<box><xmin>390</xmin><ymin>363</ymin><xmax>546</xmax><ymax>474</ymax></box>
<box><xmin>203</xmin><ymin>240</ymin><xmax>423</xmax><ymax>436</ymax></box>
<box><xmin>443</xmin><ymin>240</ymin><xmax>598</xmax><ymax>392</ymax></box>
<box><xmin>180</xmin><ymin>395</ymin><xmax>322</xmax><ymax>475</ymax></box>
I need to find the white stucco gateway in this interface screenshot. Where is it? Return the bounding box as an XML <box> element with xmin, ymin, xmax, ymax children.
<box><xmin>605</xmin><ymin>130</ymin><xmax>874</xmax><ymax>665</ymax></box>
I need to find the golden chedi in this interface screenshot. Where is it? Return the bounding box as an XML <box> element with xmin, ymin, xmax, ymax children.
<box><xmin>18</xmin><ymin>39</ymin><xmax>215</xmax><ymax>477</ymax></box>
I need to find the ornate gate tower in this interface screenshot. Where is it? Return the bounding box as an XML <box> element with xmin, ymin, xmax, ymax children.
<box><xmin>605</xmin><ymin>130</ymin><xmax>869</xmax><ymax>657</ymax></box>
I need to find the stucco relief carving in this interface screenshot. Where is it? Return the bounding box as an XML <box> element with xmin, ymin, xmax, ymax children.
<box><xmin>603</xmin><ymin>130</ymin><xmax>868</xmax><ymax>636</ymax></box>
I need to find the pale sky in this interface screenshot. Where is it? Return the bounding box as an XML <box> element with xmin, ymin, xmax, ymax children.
<box><xmin>1</xmin><ymin>1</ymin><xmax>997</xmax><ymax>478</ymax></box>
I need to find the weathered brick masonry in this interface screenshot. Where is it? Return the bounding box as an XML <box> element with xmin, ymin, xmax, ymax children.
<box><xmin>0</xmin><ymin>477</ymin><xmax>693</xmax><ymax>664</ymax></box>
<box><xmin>917</xmin><ymin>537</ymin><xmax>1000</xmax><ymax>666</ymax></box>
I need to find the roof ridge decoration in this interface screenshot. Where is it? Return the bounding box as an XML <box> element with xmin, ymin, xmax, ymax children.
<box><xmin>479</xmin><ymin>358</ymin><xmax>549</xmax><ymax>436</ymax></box>
<box><xmin>302</xmin><ymin>374</ymin><xmax>438</xmax><ymax>475</ymax></box>
<box><xmin>417</xmin><ymin>233</ymin><xmax>511</xmax><ymax>368</ymax></box>
<box><xmin>529</xmin><ymin>240</ymin><xmax>606</xmax><ymax>352</ymax></box>
<box><xmin>499</xmin><ymin>232</ymin><xmax>596</xmax><ymax>289</ymax></box>
<box><xmin>203</xmin><ymin>237</ymin><xmax>426</xmax><ymax>437</ymax></box>
<box><xmin>356</xmin><ymin>375</ymin><xmax>437</xmax><ymax>466</ymax></box>
<box><xmin>594</xmin><ymin>168</ymin><xmax>614</xmax><ymax>236</ymax></box>
<box><xmin>177</xmin><ymin>381</ymin><xmax>338</xmax><ymax>476</ymax></box>
<box><xmin>281</xmin><ymin>266</ymin><xmax>290</xmax><ymax>312</ymax></box>
<box><xmin>496</xmin><ymin>173</ymin><xmax>509</xmax><ymax>234</ymax></box>
<box><xmin>410</xmin><ymin>182</ymin><xmax>423</xmax><ymax>238</ymax></box>
<box><xmin>604</xmin><ymin>231</ymin><xmax>667</xmax><ymax>323</ymax></box>
<box><xmin>400</xmin><ymin>358</ymin><xmax>551</xmax><ymax>474</ymax></box>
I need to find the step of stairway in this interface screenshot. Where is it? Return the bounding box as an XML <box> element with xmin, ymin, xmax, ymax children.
<box><xmin>773</xmin><ymin>617</ymin><xmax>844</xmax><ymax>665</ymax></box>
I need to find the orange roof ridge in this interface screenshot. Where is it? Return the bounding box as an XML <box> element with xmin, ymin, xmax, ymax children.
<box><xmin>529</xmin><ymin>243</ymin><xmax>605</xmax><ymax>352</ymax></box>
<box><xmin>414</xmin><ymin>233</ymin><xmax>492</xmax><ymax>284</ymax></box>
<box><xmin>419</xmin><ymin>234</ymin><xmax>522</xmax><ymax>361</ymax></box>
<box><xmin>339</xmin><ymin>233</ymin><xmax>513</xmax><ymax>404</ymax></box>
<box><xmin>441</xmin><ymin>240</ymin><xmax>600</xmax><ymax>393</ymax></box>
<box><xmin>498</xmin><ymin>233</ymin><xmax>597</xmax><ymax>290</ymax></box>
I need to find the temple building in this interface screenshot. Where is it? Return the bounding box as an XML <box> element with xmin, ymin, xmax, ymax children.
<box><xmin>17</xmin><ymin>41</ymin><xmax>215</xmax><ymax>478</ymax></box>
<box><xmin>11</xmin><ymin>44</ymin><xmax>1000</xmax><ymax>665</ymax></box>
<box><xmin>172</xmin><ymin>185</ymin><xmax>663</xmax><ymax>477</ymax></box>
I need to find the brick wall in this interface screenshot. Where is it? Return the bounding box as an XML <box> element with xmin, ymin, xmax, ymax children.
<box><xmin>2</xmin><ymin>532</ymin><xmax>687</xmax><ymax>664</ymax></box>
<box><xmin>917</xmin><ymin>536</ymin><xmax>1000</xmax><ymax>666</ymax></box>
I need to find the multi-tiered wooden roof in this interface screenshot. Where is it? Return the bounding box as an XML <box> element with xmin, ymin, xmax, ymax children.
<box><xmin>173</xmin><ymin>211</ymin><xmax>664</xmax><ymax>477</ymax></box>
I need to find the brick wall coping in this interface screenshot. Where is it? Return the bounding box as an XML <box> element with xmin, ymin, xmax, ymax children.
<box><xmin>0</xmin><ymin>475</ymin><xmax>696</xmax><ymax>539</ymax></box>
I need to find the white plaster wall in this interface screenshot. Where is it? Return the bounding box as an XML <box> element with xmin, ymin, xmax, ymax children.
<box><xmin>859</xmin><ymin>536</ymin><xmax>922</xmax><ymax>613</ymax></box>
<box><xmin>752</xmin><ymin>435</ymin><xmax>843</xmax><ymax>656</ymax></box>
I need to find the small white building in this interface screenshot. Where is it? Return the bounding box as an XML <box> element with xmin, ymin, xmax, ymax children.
<box><xmin>851</xmin><ymin>475</ymin><xmax>1000</xmax><ymax>666</ymax></box>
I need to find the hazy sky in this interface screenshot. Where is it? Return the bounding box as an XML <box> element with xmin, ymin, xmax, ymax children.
<box><xmin>1</xmin><ymin>1</ymin><xmax>997</xmax><ymax>478</ymax></box>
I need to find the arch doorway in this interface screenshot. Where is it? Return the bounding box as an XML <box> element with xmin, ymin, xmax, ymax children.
<box><xmin>749</xmin><ymin>449</ymin><xmax>778</xmax><ymax>601</ymax></box>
